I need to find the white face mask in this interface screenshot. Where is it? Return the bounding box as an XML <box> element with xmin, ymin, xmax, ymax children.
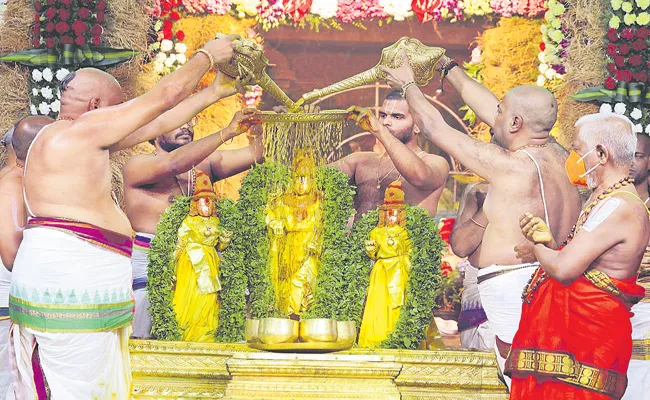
<box><xmin>579</xmin><ymin>147</ymin><xmax>601</xmax><ymax>178</ymax></box>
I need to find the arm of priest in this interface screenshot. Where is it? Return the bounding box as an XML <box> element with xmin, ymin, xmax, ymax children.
<box><xmin>0</xmin><ymin>177</ymin><xmax>26</xmax><ymax>271</ymax></box>
<box><xmin>449</xmin><ymin>182</ymin><xmax>488</xmax><ymax>258</ymax></box>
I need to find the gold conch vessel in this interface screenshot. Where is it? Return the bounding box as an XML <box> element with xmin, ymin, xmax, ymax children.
<box><xmin>215</xmin><ymin>33</ymin><xmax>296</xmax><ymax>109</ymax></box>
<box><xmin>297</xmin><ymin>37</ymin><xmax>446</xmax><ymax>108</ymax></box>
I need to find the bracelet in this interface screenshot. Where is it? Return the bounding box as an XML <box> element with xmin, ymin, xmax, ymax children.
<box><xmin>219</xmin><ymin>129</ymin><xmax>234</xmax><ymax>145</ymax></box>
<box><xmin>400</xmin><ymin>81</ymin><xmax>417</xmax><ymax>97</ymax></box>
<box><xmin>470</xmin><ymin>216</ymin><xmax>487</xmax><ymax>229</ymax></box>
<box><xmin>195</xmin><ymin>49</ymin><xmax>215</xmax><ymax>71</ymax></box>
<box><xmin>439</xmin><ymin>60</ymin><xmax>458</xmax><ymax>92</ymax></box>
<box><xmin>437</xmin><ymin>56</ymin><xmax>454</xmax><ymax>74</ymax></box>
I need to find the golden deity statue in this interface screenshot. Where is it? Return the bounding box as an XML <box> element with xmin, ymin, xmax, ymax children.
<box><xmin>358</xmin><ymin>180</ymin><xmax>412</xmax><ymax>348</ymax></box>
<box><xmin>173</xmin><ymin>170</ymin><xmax>232</xmax><ymax>342</ymax></box>
<box><xmin>266</xmin><ymin>152</ymin><xmax>323</xmax><ymax>315</ymax></box>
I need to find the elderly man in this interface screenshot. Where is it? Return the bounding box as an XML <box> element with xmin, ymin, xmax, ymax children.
<box><xmin>9</xmin><ymin>36</ymin><xmax>237</xmax><ymax>399</ymax></box>
<box><xmin>625</xmin><ymin>132</ymin><xmax>650</xmax><ymax>400</ymax></box>
<box><xmin>333</xmin><ymin>90</ymin><xmax>450</xmax><ymax>219</ymax></box>
<box><xmin>380</xmin><ymin>52</ymin><xmax>582</xmax><ymax>386</ymax></box>
<box><xmin>0</xmin><ymin>116</ymin><xmax>53</xmax><ymax>399</ymax></box>
<box><xmin>449</xmin><ymin>181</ymin><xmax>495</xmax><ymax>350</ymax></box>
<box><xmin>508</xmin><ymin>113</ymin><xmax>649</xmax><ymax>399</ymax></box>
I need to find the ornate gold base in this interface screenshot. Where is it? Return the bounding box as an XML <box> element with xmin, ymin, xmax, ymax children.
<box><xmin>129</xmin><ymin>340</ymin><xmax>508</xmax><ymax>399</ymax></box>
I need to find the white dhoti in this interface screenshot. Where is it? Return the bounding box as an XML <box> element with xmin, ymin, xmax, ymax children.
<box><xmin>457</xmin><ymin>261</ymin><xmax>494</xmax><ymax>350</ymax></box>
<box><xmin>1</xmin><ymin>261</ymin><xmax>12</xmax><ymax>399</ymax></box>
<box><xmin>478</xmin><ymin>262</ymin><xmax>538</xmax><ymax>390</ymax></box>
<box><xmin>132</xmin><ymin>233</ymin><xmax>154</xmax><ymax>339</ymax></box>
<box><xmin>624</xmin><ymin>301</ymin><xmax>650</xmax><ymax>400</ymax></box>
<box><xmin>8</xmin><ymin>225</ymin><xmax>133</xmax><ymax>399</ymax></box>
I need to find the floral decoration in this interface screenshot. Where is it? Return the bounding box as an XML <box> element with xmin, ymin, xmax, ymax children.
<box><xmin>148</xmin><ymin>0</ymin><xmax>187</xmax><ymax>76</ymax></box>
<box><xmin>536</xmin><ymin>0</ymin><xmax>568</xmax><ymax>87</ymax></box>
<box><xmin>30</xmin><ymin>67</ymin><xmax>69</xmax><ymax>117</ymax></box>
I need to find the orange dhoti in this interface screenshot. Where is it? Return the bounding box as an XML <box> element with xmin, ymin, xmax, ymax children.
<box><xmin>506</xmin><ymin>268</ymin><xmax>645</xmax><ymax>400</ymax></box>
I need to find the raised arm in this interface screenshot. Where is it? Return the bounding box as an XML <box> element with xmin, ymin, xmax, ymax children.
<box><xmin>71</xmin><ymin>36</ymin><xmax>239</xmax><ymax>149</ymax></box>
<box><xmin>109</xmin><ymin>71</ymin><xmax>240</xmax><ymax>152</ymax></box>
<box><xmin>124</xmin><ymin>110</ymin><xmax>260</xmax><ymax>188</ymax></box>
<box><xmin>437</xmin><ymin>56</ymin><xmax>500</xmax><ymax>128</ymax></box>
<box><xmin>0</xmin><ymin>179</ymin><xmax>25</xmax><ymax>270</ymax></box>
<box><xmin>380</xmin><ymin>53</ymin><xmax>519</xmax><ymax>184</ymax></box>
<box><xmin>207</xmin><ymin>134</ymin><xmax>264</xmax><ymax>181</ymax></box>
<box><xmin>347</xmin><ymin>106</ymin><xmax>448</xmax><ymax>191</ymax></box>
<box><xmin>449</xmin><ymin>182</ymin><xmax>488</xmax><ymax>258</ymax></box>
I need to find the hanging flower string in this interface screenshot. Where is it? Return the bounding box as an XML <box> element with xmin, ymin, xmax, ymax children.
<box><xmin>149</xmin><ymin>0</ymin><xmax>187</xmax><ymax>76</ymax></box>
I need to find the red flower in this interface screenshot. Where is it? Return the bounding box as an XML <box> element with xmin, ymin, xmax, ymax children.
<box><xmin>615</xmin><ymin>55</ymin><xmax>626</xmax><ymax>67</ymax></box>
<box><xmin>634</xmin><ymin>71</ymin><xmax>648</xmax><ymax>82</ymax></box>
<box><xmin>629</xmin><ymin>54</ymin><xmax>643</xmax><ymax>66</ymax></box>
<box><xmin>92</xmin><ymin>36</ymin><xmax>101</xmax><ymax>46</ymax></box>
<box><xmin>637</xmin><ymin>27</ymin><xmax>650</xmax><ymax>39</ymax></box>
<box><xmin>163</xmin><ymin>19</ymin><xmax>173</xmax><ymax>31</ymax></box>
<box><xmin>607</xmin><ymin>28</ymin><xmax>619</xmax><ymax>42</ymax></box>
<box><xmin>46</xmin><ymin>37</ymin><xmax>55</xmax><ymax>49</ymax></box>
<box><xmin>605</xmin><ymin>76</ymin><xmax>617</xmax><ymax>89</ymax></box>
<box><xmin>440</xmin><ymin>261</ymin><xmax>452</xmax><ymax>277</ymax></box>
<box><xmin>90</xmin><ymin>24</ymin><xmax>102</xmax><ymax>36</ymax></box>
<box><xmin>58</xmin><ymin>8</ymin><xmax>70</xmax><ymax>20</ymax></box>
<box><xmin>33</xmin><ymin>37</ymin><xmax>40</xmax><ymax>47</ymax></box>
<box><xmin>607</xmin><ymin>62</ymin><xmax>617</xmax><ymax>74</ymax></box>
<box><xmin>170</xmin><ymin>11</ymin><xmax>180</xmax><ymax>21</ymax></box>
<box><xmin>61</xmin><ymin>35</ymin><xmax>73</xmax><ymax>44</ymax></box>
<box><xmin>163</xmin><ymin>29</ymin><xmax>173</xmax><ymax>40</ymax></box>
<box><xmin>80</xmin><ymin>0</ymin><xmax>91</xmax><ymax>3</ymax></box>
<box><xmin>176</xmin><ymin>30</ymin><xmax>185</xmax><ymax>41</ymax></box>
<box><xmin>618</xmin><ymin>69</ymin><xmax>632</xmax><ymax>82</ymax></box>
<box><xmin>619</xmin><ymin>43</ymin><xmax>631</xmax><ymax>55</ymax></box>
<box><xmin>35</xmin><ymin>2</ymin><xmax>42</xmax><ymax>11</ymax></box>
<box><xmin>75</xmin><ymin>36</ymin><xmax>86</xmax><ymax>46</ymax></box>
<box><xmin>607</xmin><ymin>43</ymin><xmax>618</xmax><ymax>57</ymax></box>
<box><xmin>45</xmin><ymin>21</ymin><xmax>55</xmax><ymax>32</ymax></box>
<box><xmin>60</xmin><ymin>0</ymin><xmax>72</xmax><ymax>5</ymax></box>
<box><xmin>55</xmin><ymin>21</ymin><xmax>69</xmax><ymax>34</ymax></box>
<box><xmin>33</xmin><ymin>24</ymin><xmax>41</xmax><ymax>35</ymax></box>
<box><xmin>34</xmin><ymin>14</ymin><xmax>40</xmax><ymax>22</ymax></box>
<box><xmin>96</xmin><ymin>0</ymin><xmax>107</xmax><ymax>10</ymax></box>
<box><xmin>162</xmin><ymin>2</ymin><xmax>171</xmax><ymax>13</ymax></box>
<box><xmin>633</xmin><ymin>38</ymin><xmax>647</xmax><ymax>51</ymax></box>
<box><xmin>539</xmin><ymin>42</ymin><xmax>546</xmax><ymax>51</ymax></box>
<box><xmin>45</xmin><ymin>7</ymin><xmax>57</xmax><ymax>19</ymax></box>
<box><xmin>72</xmin><ymin>20</ymin><xmax>87</xmax><ymax>35</ymax></box>
<box><xmin>96</xmin><ymin>11</ymin><xmax>105</xmax><ymax>23</ymax></box>
<box><xmin>46</xmin><ymin>0</ymin><xmax>54</xmax><ymax>5</ymax></box>
<box><xmin>647</xmin><ymin>61</ymin><xmax>650</xmax><ymax>69</ymax></box>
<box><xmin>77</xmin><ymin>7</ymin><xmax>91</xmax><ymax>20</ymax></box>
<box><xmin>621</xmin><ymin>28</ymin><xmax>635</xmax><ymax>40</ymax></box>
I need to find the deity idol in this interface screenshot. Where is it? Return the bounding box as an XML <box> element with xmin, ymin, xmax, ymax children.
<box><xmin>266</xmin><ymin>152</ymin><xmax>323</xmax><ymax>315</ymax></box>
<box><xmin>359</xmin><ymin>180</ymin><xmax>412</xmax><ymax>348</ymax></box>
<box><xmin>172</xmin><ymin>170</ymin><xmax>232</xmax><ymax>342</ymax></box>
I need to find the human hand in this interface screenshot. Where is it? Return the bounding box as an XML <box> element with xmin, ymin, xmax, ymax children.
<box><xmin>227</xmin><ymin>108</ymin><xmax>261</xmax><ymax>137</ymax></box>
<box><xmin>520</xmin><ymin>212</ymin><xmax>553</xmax><ymax>244</ymax></box>
<box><xmin>307</xmin><ymin>240</ymin><xmax>320</xmax><ymax>254</ymax></box>
<box><xmin>472</xmin><ymin>184</ymin><xmax>488</xmax><ymax>209</ymax></box>
<box><xmin>269</xmin><ymin>220</ymin><xmax>284</xmax><ymax>236</ymax></box>
<box><xmin>204</xmin><ymin>34</ymin><xmax>239</xmax><ymax>64</ymax></box>
<box><xmin>365</xmin><ymin>239</ymin><xmax>377</xmax><ymax>254</ymax></box>
<box><xmin>514</xmin><ymin>241</ymin><xmax>537</xmax><ymax>263</ymax></box>
<box><xmin>212</xmin><ymin>70</ymin><xmax>254</xmax><ymax>97</ymax></box>
<box><xmin>219</xmin><ymin>229</ymin><xmax>233</xmax><ymax>244</ymax></box>
<box><xmin>346</xmin><ymin>106</ymin><xmax>381</xmax><ymax>133</ymax></box>
<box><xmin>379</xmin><ymin>51</ymin><xmax>416</xmax><ymax>90</ymax></box>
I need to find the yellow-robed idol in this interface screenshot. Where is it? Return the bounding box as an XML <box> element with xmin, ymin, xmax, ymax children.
<box><xmin>266</xmin><ymin>152</ymin><xmax>323</xmax><ymax>315</ymax></box>
<box><xmin>359</xmin><ymin>181</ymin><xmax>412</xmax><ymax>348</ymax></box>
<box><xmin>173</xmin><ymin>170</ymin><xmax>232</xmax><ymax>342</ymax></box>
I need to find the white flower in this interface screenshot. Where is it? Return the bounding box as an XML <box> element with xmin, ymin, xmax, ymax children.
<box><xmin>32</xmin><ymin>69</ymin><xmax>43</xmax><ymax>82</ymax></box>
<box><xmin>160</xmin><ymin>39</ymin><xmax>174</xmax><ymax>53</ymax></box>
<box><xmin>50</xmin><ymin>99</ymin><xmax>60</xmax><ymax>113</ymax></box>
<box><xmin>614</xmin><ymin>103</ymin><xmax>627</xmax><ymax>115</ymax></box>
<box><xmin>600</xmin><ymin>103</ymin><xmax>613</xmax><ymax>114</ymax></box>
<box><xmin>38</xmin><ymin>102</ymin><xmax>51</xmax><ymax>115</ymax></box>
<box><xmin>30</xmin><ymin>104</ymin><xmax>38</xmax><ymax>115</ymax></box>
<box><xmin>42</xmin><ymin>68</ymin><xmax>53</xmax><ymax>82</ymax></box>
<box><xmin>539</xmin><ymin>63</ymin><xmax>549</xmax><ymax>74</ymax></box>
<box><xmin>176</xmin><ymin>54</ymin><xmax>187</xmax><ymax>64</ymax></box>
<box><xmin>470</xmin><ymin>47</ymin><xmax>482</xmax><ymax>64</ymax></box>
<box><xmin>634</xmin><ymin>123</ymin><xmax>643</xmax><ymax>133</ymax></box>
<box><xmin>56</xmin><ymin>68</ymin><xmax>71</xmax><ymax>81</ymax></box>
<box><xmin>57</xmin><ymin>89</ymin><xmax>61</xmax><ymax>99</ymax></box>
<box><xmin>155</xmin><ymin>52</ymin><xmax>167</xmax><ymax>63</ymax></box>
<box><xmin>646</xmin><ymin>124</ymin><xmax>650</xmax><ymax>134</ymax></box>
<box><xmin>310</xmin><ymin>0</ymin><xmax>337</xmax><ymax>19</ymax></box>
<box><xmin>379</xmin><ymin>0</ymin><xmax>412</xmax><ymax>21</ymax></box>
<box><xmin>174</xmin><ymin>43</ymin><xmax>187</xmax><ymax>54</ymax></box>
<box><xmin>40</xmin><ymin>87</ymin><xmax>54</xmax><ymax>100</ymax></box>
<box><xmin>536</xmin><ymin>75</ymin><xmax>547</xmax><ymax>87</ymax></box>
<box><xmin>538</xmin><ymin>51</ymin><xmax>547</xmax><ymax>63</ymax></box>
<box><xmin>164</xmin><ymin>54</ymin><xmax>177</xmax><ymax>67</ymax></box>
<box><xmin>631</xmin><ymin>107</ymin><xmax>643</xmax><ymax>120</ymax></box>
<box><xmin>544</xmin><ymin>68</ymin><xmax>556</xmax><ymax>80</ymax></box>
<box><xmin>152</xmin><ymin>60</ymin><xmax>164</xmax><ymax>74</ymax></box>
<box><xmin>32</xmin><ymin>88</ymin><xmax>39</xmax><ymax>96</ymax></box>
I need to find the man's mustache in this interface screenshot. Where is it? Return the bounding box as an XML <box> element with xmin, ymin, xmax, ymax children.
<box><xmin>176</xmin><ymin>129</ymin><xmax>192</xmax><ymax>138</ymax></box>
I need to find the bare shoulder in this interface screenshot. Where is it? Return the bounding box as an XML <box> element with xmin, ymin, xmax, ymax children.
<box><xmin>422</xmin><ymin>153</ymin><xmax>450</xmax><ymax>169</ymax></box>
<box><xmin>0</xmin><ymin>170</ymin><xmax>22</xmax><ymax>196</ymax></box>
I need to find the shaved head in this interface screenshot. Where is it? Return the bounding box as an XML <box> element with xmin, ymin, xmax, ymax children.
<box><xmin>503</xmin><ymin>85</ymin><xmax>558</xmax><ymax>134</ymax></box>
<box><xmin>13</xmin><ymin>116</ymin><xmax>54</xmax><ymax>160</ymax></box>
<box><xmin>59</xmin><ymin>68</ymin><xmax>123</xmax><ymax>117</ymax></box>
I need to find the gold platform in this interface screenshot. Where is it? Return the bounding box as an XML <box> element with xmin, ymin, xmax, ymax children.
<box><xmin>130</xmin><ymin>340</ymin><xmax>508</xmax><ymax>399</ymax></box>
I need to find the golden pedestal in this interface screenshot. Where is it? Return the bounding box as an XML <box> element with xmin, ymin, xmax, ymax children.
<box><xmin>129</xmin><ymin>340</ymin><xmax>508</xmax><ymax>399</ymax></box>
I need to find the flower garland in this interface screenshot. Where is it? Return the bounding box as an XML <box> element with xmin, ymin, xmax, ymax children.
<box><xmin>30</xmin><ymin>67</ymin><xmax>70</xmax><ymax>116</ymax></box>
<box><xmin>345</xmin><ymin>205</ymin><xmax>444</xmax><ymax>349</ymax></box>
<box><xmin>149</xmin><ymin>0</ymin><xmax>187</xmax><ymax>76</ymax></box>
<box><xmin>536</xmin><ymin>0</ymin><xmax>568</xmax><ymax>87</ymax></box>
<box><xmin>34</xmin><ymin>0</ymin><xmax>106</xmax><ymax>50</ymax></box>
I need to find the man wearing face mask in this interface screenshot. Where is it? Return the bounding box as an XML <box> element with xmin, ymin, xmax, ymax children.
<box><xmin>123</xmin><ymin>99</ymin><xmax>261</xmax><ymax>339</ymax></box>
<box><xmin>380</xmin><ymin>52</ymin><xmax>582</xmax><ymax>387</ymax></box>
<box><xmin>507</xmin><ymin>113</ymin><xmax>650</xmax><ymax>399</ymax></box>
<box><xmin>624</xmin><ymin>132</ymin><xmax>650</xmax><ymax>400</ymax></box>
<box><xmin>332</xmin><ymin>91</ymin><xmax>450</xmax><ymax>221</ymax></box>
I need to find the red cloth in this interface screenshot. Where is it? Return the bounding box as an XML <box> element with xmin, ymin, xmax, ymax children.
<box><xmin>506</xmin><ymin>268</ymin><xmax>645</xmax><ymax>400</ymax></box>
